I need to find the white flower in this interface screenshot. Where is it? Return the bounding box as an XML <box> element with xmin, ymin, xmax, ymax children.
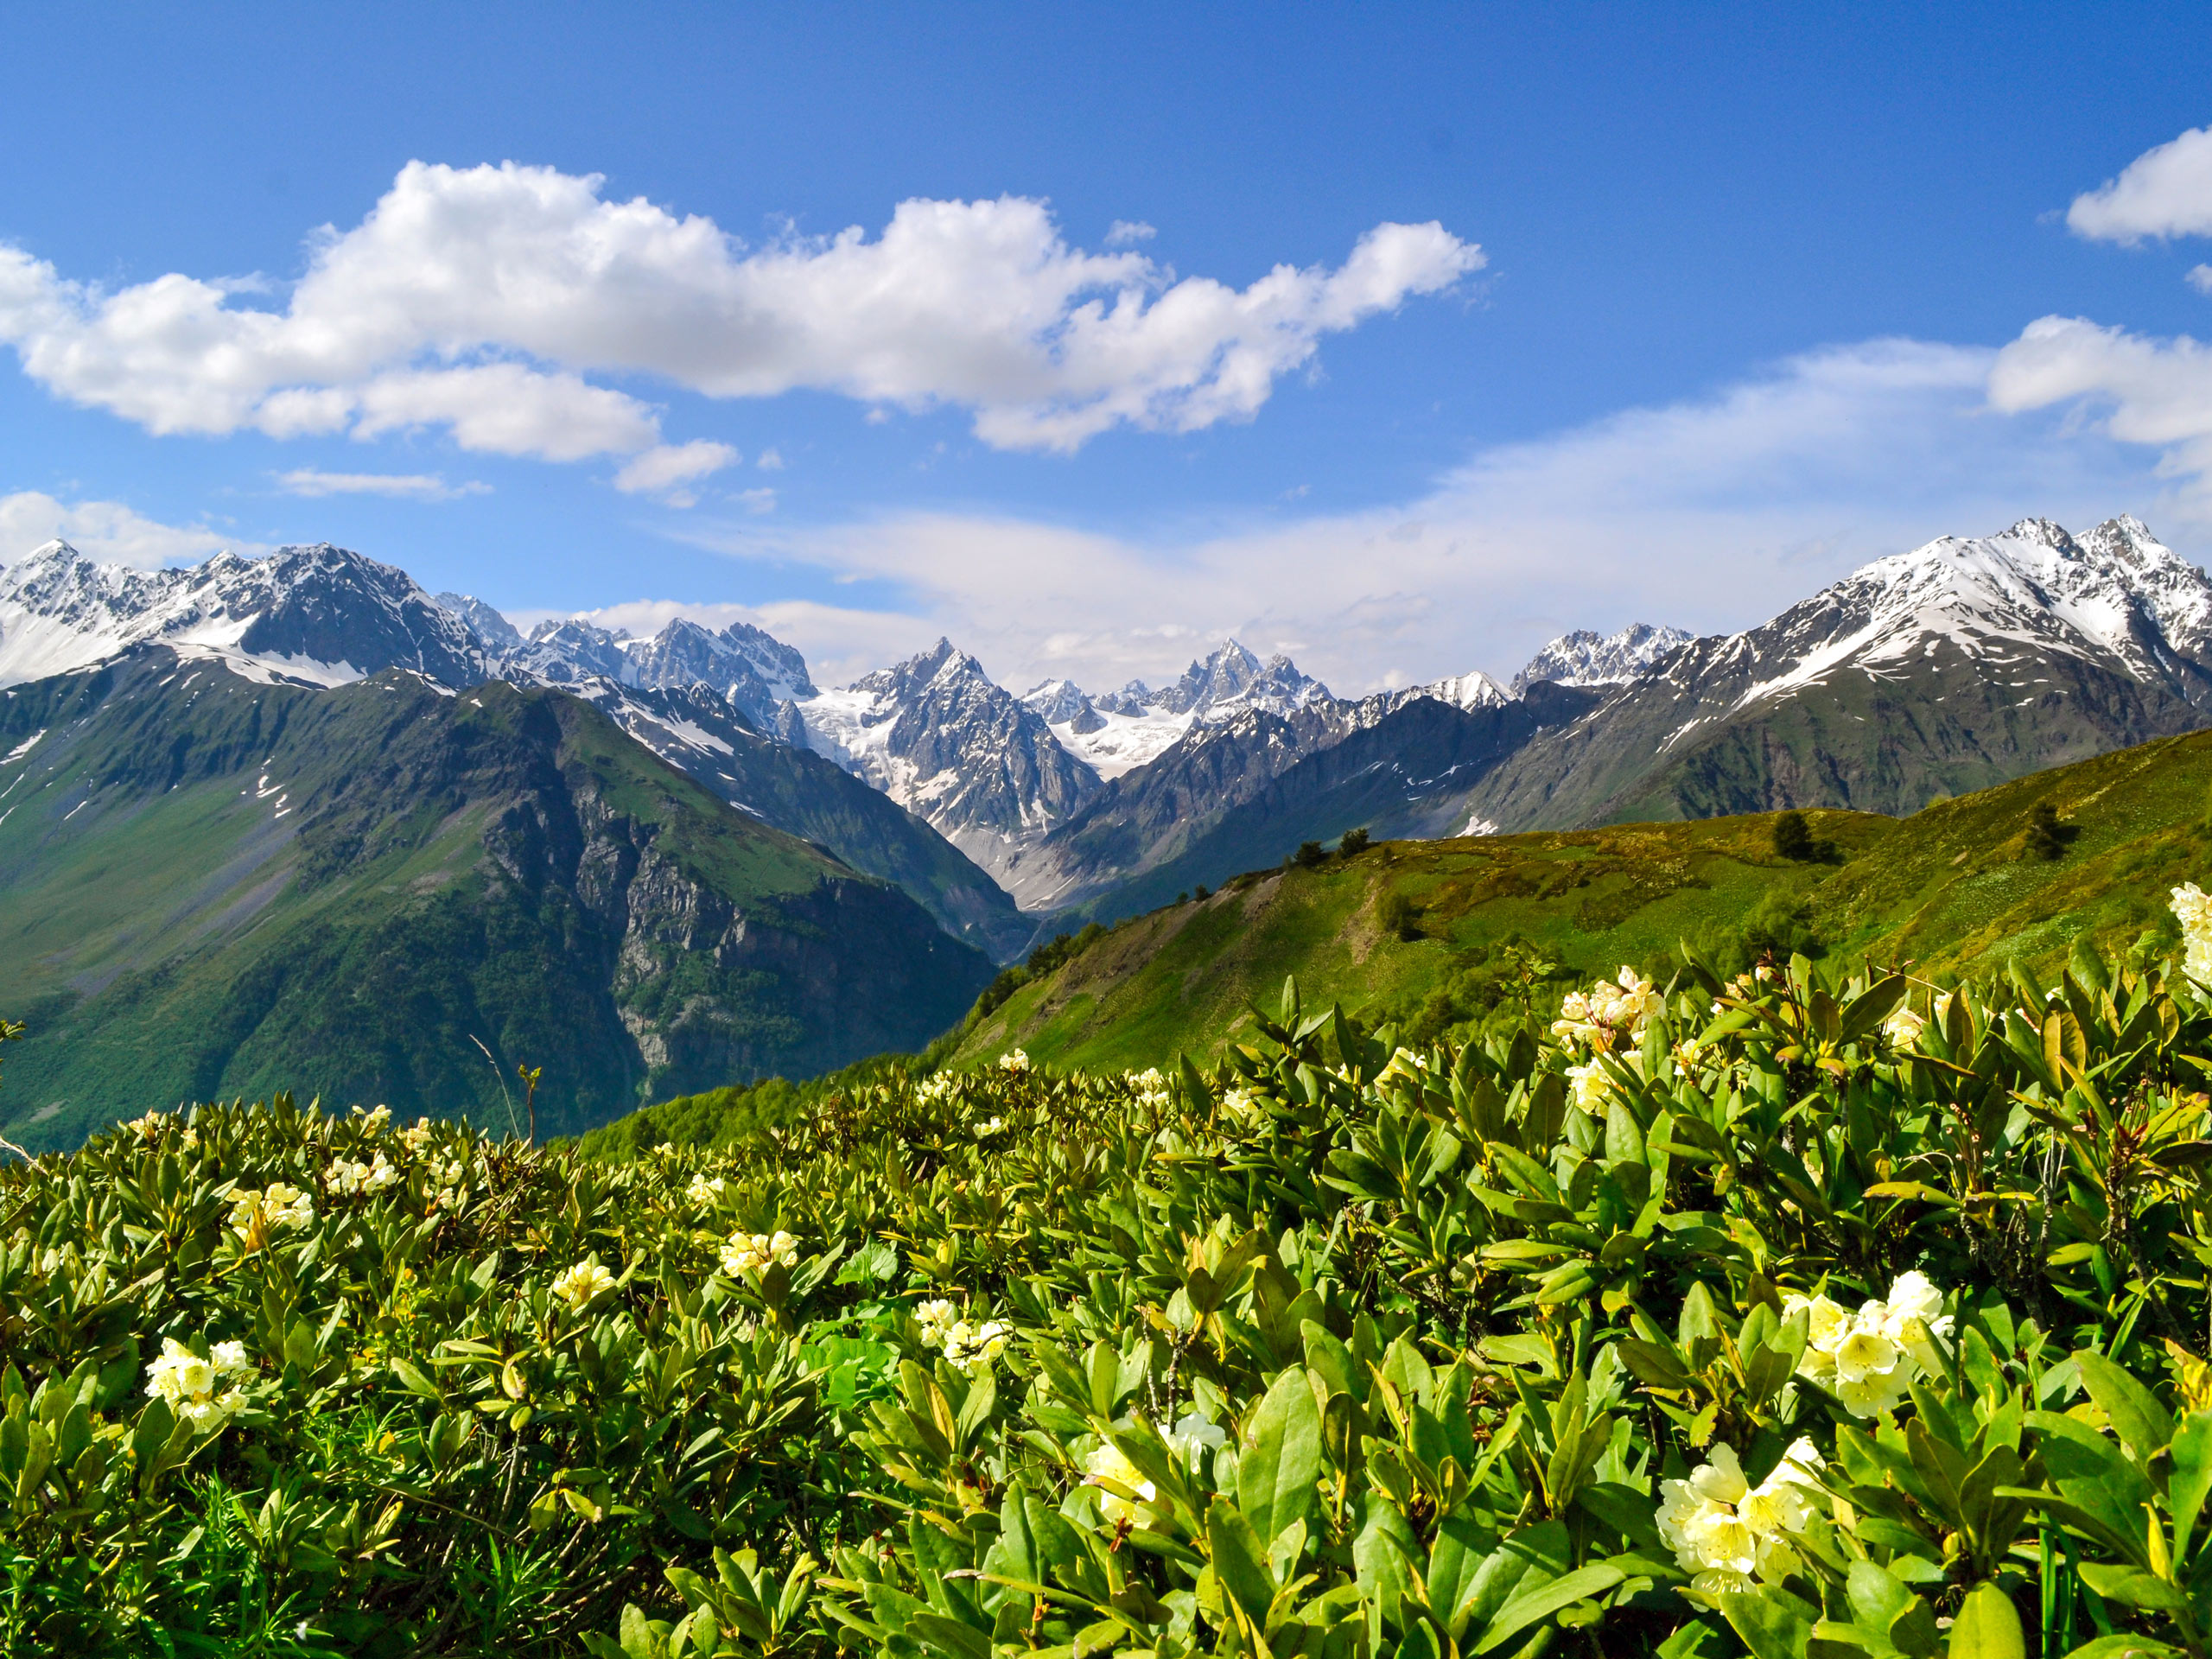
<box><xmin>550</xmin><ymin>1260</ymin><xmax>616</xmax><ymax>1311</ymax></box>
<box><xmin>1164</xmin><ymin>1412</ymin><xmax>1228</xmax><ymax>1471</ymax></box>
<box><xmin>125</xmin><ymin>1111</ymin><xmax>171</xmax><ymax>1141</ymax></box>
<box><xmin>1657</xmin><ymin>1440</ymin><xmax>1822</xmax><ymax>1582</ymax></box>
<box><xmin>1565</xmin><ymin>1059</ymin><xmax>1610</xmax><ymax>1116</ymax></box>
<box><xmin>914</xmin><ymin>1298</ymin><xmax>958</xmax><ymax>1348</ymax></box>
<box><xmin>2174</xmin><ymin>884</ymin><xmax>2212</xmax><ymax>988</ymax></box>
<box><xmin>996</xmin><ymin>1049</ymin><xmax>1031</xmax><ymax>1073</ymax></box>
<box><xmin>940</xmin><ymin>1318</ymin><xmax>1012</xmax><ymax>1374</ymax></box>
<box><xmin>145</xmin><ymin>1336</ymin><xmax>255</xmax><ymax>1434</ymax></box>
<box><xmin>1784</xmin><ymin>1273</ymin><xmax>1949</xmax><ymax>1416</ymax></box>
<box><xmin>228</xmin><ymin>1183</ymin><xmax>314</xmax><ymax>1243</ymax></box>
<box><xmin>355</xmin><ymin>1104</ymin><xmax>391</xmax><ymax>1134</ymax></box>
<box><xmin>1128</xmin><ymin>1067</ymin><xmax>1173</xmax><ymax>1110</ymax></box>
<box><xmin>1083</xmin><ymin>1440</ymin><xmax>1156</xmax><ymax>1525</ymax></box>
<box><xmin>686</xmin><ymin>1173</ymin><xmax>727</xmax><ymax>1207</ymax></box>
<box><xmin>400</xmin><ymin>1117</ymin><xmax>434</xmax><ymax>1153</ymax></box>
<box><xmin>1553</xmin><ymin>966</ymin><xmax>1661</xmax><ymax>1051</ymax></box>
<box><xmin>331</xmin><ymin>1153</ymin><xmax>402</xmax><ymax>1196</ymax></box>
<box><xmin>1221</xmin><ymin>1087</ymin><xmax>1263</xmax><ymax>1122</ymax></box>
<box><xmin>1881</xmin><ymin>1005</ymin><xmax>1926</xmax><ymax>1048</ymax></box>
<box><xmin>974</xmin><ymin>1116</ymin><xmax>1006</xmax><ymax>1138</ymax></box>
<box><xmin>720</xmin><ymin>1230</ymin><xmax>800</xmax><ymax>1278</ymax></box>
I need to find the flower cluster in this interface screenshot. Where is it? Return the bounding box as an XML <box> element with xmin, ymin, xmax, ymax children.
<box><xmin>685</xmin><ymin>1173</ymin><xmax>727</xmax><ymax>1207</ymax></box>
<box><xmin>1783</xmin><ymin>1269</ymin><xmax>1952</xmax><ymax>1416</ymax></box>
<box><xmin>228</xmin><ymin>1183</ymin><xmax>314</xmax><ymax>1244</ymax></box>
<box><xmin>1083</xmin><ymin>1440</ymin><xmax>1156</xmax><ymax>1526</ymax></box>
<box><xmin>1553</xmin><ymin>967</ymin><xmax>1662</xmax><ymax>1052</ymax></box>
<box><xmin>330</xmin><ymin>1153</ymin><xmax>401</xmax><ymax>1196</ymax></box>
<box><xmin>974</xmin><ymin>1116</ymin><xmax>1007</xmax><ymax>1138</ymax></box>
<box><xmin>1128</xmin><ymin>1067</ymin><xmax>1173</xmax><ymax>1111</ymax></box>
<box><xmin>721</xmin><ymin>1230</ymin><xmax>799</xmax><ymax>1278</ymax></box>
<box><xmin>400</xmin><ymin>1117</ymin><xmax>435</xmax><ymax>1153</ymax></box>
<box><xmin>1657</xmin><ymin>1440</ymin><xmax>1824</xmax><ymax>1584</ymax></box>
<box><xmin>550</xmin><ymin>1259</ymin><xmax>616</xmax><ymax>1312</ymax></box>
<box><xmin>2176</xmin><ymin>883</ymin><xmax>2212</xmax><ymax>989</ymax></box>
<box><xmin>915</xmin><ymin>1298</ymin><xmax>1010</xmax><ymax>1373</ymax></box>
<box><xmin>1565</xmin><ymin>1058</ymin><xmax>1611</xmax><ymax>1116</ymax></box>
<box><xmin>145</xmin><ymin>1336</ymin><xmax>256</xmax><ymax>1433</ymax></box>
<box><xmin>353</xmin><ymin>1104</ymin><xmax>391</xmax><ymax>1135</ymax></box>
<box><xmin>915</xmin><ymin>1072</ymin><xmax>957</xmax><ymax>1104</ymax></box>
<box><xmin>996</xmin><ymin>1049</ymin><xmax>1031</xmax><ymax>1074</ymax></box>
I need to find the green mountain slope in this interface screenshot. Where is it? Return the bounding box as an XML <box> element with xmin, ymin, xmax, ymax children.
<box><xmin>953</xmin><ymin>727</ymin><xmax>2212</xmax><ymax>1073</ymax></box>
<box><xmin>0</xmin><ymin>650</ymin><xmax>992</xmax><ymax>1148</ymax></box>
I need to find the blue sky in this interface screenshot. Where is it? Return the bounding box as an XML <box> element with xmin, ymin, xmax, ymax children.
<box><xmin>4</xmin><ymin>3</ymin><xmax>2212</xmax><ymax>692</ymax></box>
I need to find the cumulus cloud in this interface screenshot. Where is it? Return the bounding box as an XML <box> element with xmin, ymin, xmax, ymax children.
<box><xmin>0</xmin><ymin>492</ymin><xmax>256</xmax><ymax>569</ymax></box>
<box><xmin>274</xmin><ymin>468</ymin><xmax>490</xmax><ymax>499</ymax></box>
<box><xmin>1989</xmin><ymin>315</ymin><xmax>2212</xmax><ymax>509</ymax></box>
<box><xmin>668</xmin><ymin>336</ymin><xmax>2153</xmax><ymax>696</ymax></box>
<box><xmin>2067</xmin><ymin>125</ymin><xmax>2212</xmax><ymax>243</ymax></box>
<box><xmin>0</xmin><ymin>161</ymin><xmax>1481</xmax><ymax>461</ymax></box>
<box><xmin>1105</xmin><ymin>220</ymin><xmax>1156</xmax><ymax>245</ymax></box>
<box><xmin>613</xmin><ymin>440</ymin><xmax>739</xmax><ymax>505</ymax></box>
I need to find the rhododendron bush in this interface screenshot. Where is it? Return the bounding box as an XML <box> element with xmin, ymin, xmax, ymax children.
<box><xmin>6</xmin><ymin>907</ymin><xmax>2212</xmax><ymax>1656</ymax></box>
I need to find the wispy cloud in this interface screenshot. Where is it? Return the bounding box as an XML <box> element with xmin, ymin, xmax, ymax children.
<box><xmin>274</xmin><ymin>468</ymin><xmax>489</xmax><ymax>500</ymax></box>
<box><xmin>0</xmin><ymin>491</ymin><xmax>258</xmax><ymax>568</ymax></box>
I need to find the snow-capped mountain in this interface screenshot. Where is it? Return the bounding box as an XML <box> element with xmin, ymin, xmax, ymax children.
<box><xmin>1510</xmin><ymin>623</ymin><xmax>1693</xmax><ymax>695</ymax></box>
<box><xmin>1020</xmin><ymin>640</ymin><xmax>1335</xmax><ymax>780</ymax></box>
<box><xmin>435</xmin><ymin>592</ymin><xmax>524</xmax><ymax>652</ymax></box>
<box><xmin>796</xmin><ymin>639</ymin><xmax>1100</xmax><ymax>887</ymax></box>
<box><xmin>486</xmin><ymin>611</ymin><xmax>816</xmax><ymax>733</ymax></box>
<box><xmin>0</xmin><ymin>540</ymin><xmax>490</xmax><ymax>689</ymax></box>
<box><xmin>1461</xmin><ymin>516</ymin><xmax>2212</xmax><ymax>830</ymax></box>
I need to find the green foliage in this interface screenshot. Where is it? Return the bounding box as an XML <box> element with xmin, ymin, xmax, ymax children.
<box><xmin>1339</xmin><ymin>827</ymin><xmax>1372</xmax><ymax>857</ymax></box>
<box><xmin>16</xmin><ymin>927</ymin><xmax>2212</xmax><ymax>1656</ymax></box>
<box><xmin>1773</xmin><ymin>810</ymin><xmax>1816</xmax><ymax>861</ymax></box>
<box><xmin>2023</xmin><ymin>801</ymin><xmax>2075</xmax><ymax>861</ymax></box>
<box><xmin>1292</xmin><ymin>840</ymin><xmax>1329</xmax><ymax>870</ymax></box>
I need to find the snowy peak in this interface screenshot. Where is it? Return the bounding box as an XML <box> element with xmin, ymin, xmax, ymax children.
<box><xmin>489</xmin><ymin>609</ymin><xmax>817</xmax><ymax>729</ymax></box>
<box><xmin>435</xmin><ymin>592</ymin><xmax>524</xmax><ymax>652</ymax></box>
<box><xmin>0</xmin><ymin>540</ymin><xmax>487</xmax><ymax>689</ymax></box>
<box><xmin>1147</xmin><ymin>639</ymin><xmax>1333</xmax><ymax>718</ymax></box>
<box><xmin>1511</xmin><ymin>624</ymin><xmax>1693</xmax><ymax>695</ymax></box>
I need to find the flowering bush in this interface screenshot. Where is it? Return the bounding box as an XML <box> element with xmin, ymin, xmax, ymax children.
<box><xmin>8</xmin><ymin>920</ymin><xmax>2212</xmax><ymax>1656</ymax></box>
<box><xmin>2177</xmin><ymin>880</ymin><xmax>2212</xmax><ymax>988</ymax></box>
<box><xmin>1551</xmin><ymin>964</ymin><xmax>1661</xmax><ymax>1050</ymax></box>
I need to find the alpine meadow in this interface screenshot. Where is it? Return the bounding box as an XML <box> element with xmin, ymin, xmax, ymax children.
<box><xmin>16</xmin><ymin>9</ymin><xmax>2212</xmax><ymax>1659</ymax></box>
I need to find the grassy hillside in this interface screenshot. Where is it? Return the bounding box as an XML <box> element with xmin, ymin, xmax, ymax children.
<box><xmin>0</xmin><ymin>651</ymin><xmax>990</xmax><ymax>1148</ymax></box>
<box><xmin>956</xmin><ymin>727</ymin><xmax>2212</xmax><ymax>1072</ymax></box>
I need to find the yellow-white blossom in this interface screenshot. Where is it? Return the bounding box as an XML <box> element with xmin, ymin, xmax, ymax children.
<box><xmin>721</xmin><ymin>1230</ymin><xmax>800</xmax><ymax>1278</ymax></box>
<box><xmin>331</xmin><ymin>1154</ymin><xmax>401</xmax><ymax>1196</ymax></box>
<box><xmin>996</xmin><ymin>1049</ymin><xmax>1031</xmax><ymax>1074</ymax></box>
<box><xmin>353</xmin><ymin>1104</ymin><xmax>391</xmax><ymax>1134</ymax></box>
<box><xmin>228</xmin><ymin>1183</ymin><xmax>314</xmax><ymax>1244</ymax></box>
<box><xmin>1783</xmin><ymin>1270</ymin><xmax>1952</xmax><ymax>1416</ymax></box>
<box><xmin>1083</xmin><ymin>1440</ymin><xmax>1156</xmax><ymax>1525</ymax></box>
<box><xmin>941</xmin><ymin>1318</ymin><xmax>1011</xmax><ymax>1374</ymax></box>
<box><xmin>914</xmin><ymin>1298</ymin><xmax>958</xmax><ymax>1349</ymax></box>
<box><xmin>686</xmin><ymin>1173</ymin><xmax>727</xmax><ymax>1207</ymax></box>
<box><xmin>2176</xmin><ymin>883</ymin><xmax>2212</xmax><ymax>988</ymax></box>
<box><xmin>1565</xmin><ymin>1059</ymin><xmax>1611</xmax><ymax>1116</ymax></box>
<box><xmin>1553</xmin><ymin>967</ymin><xmax>1662</xmax><ymax>1052</ymax></box>
<box><xmin>550</xmin><ymin>1260</ymin><xmax>616</xmax><ymax>1311</ymax></box>
<box><xmin>1656</xmin><ymin>1439</ymin><xmax>1823</xmax><ymax>1584</ymax></box>
<box><xmin>1164</xmin><ymin>1411</ymin><xmax>1228</xmax><ymax>1471</ymax></box>
<box><xmin>400</xmin><ymin>1117</ymin><xmax>435</xmax><ymax>1153</ymax></box>
<box><xmin>145</xmin><ymin>1336</ymin><xmax>256</xmax><ymax>1433</ymax></box>
<box><xmin>974</xmin><ymin>1116</ymin><xmax>1007</xmax><ymax>1137</ymax></box>
<box><xmin>1128</xmin><ymin>1067</ymin><xmax>1173</xmax><ymax>1110</ymax></box>
<box><xmin>1881</xmin><ymin>1005</ymin><xmax>1926</xmax><ymax>1048</ymax></box>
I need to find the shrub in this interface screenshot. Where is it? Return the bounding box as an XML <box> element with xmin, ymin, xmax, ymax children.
<box><xmin>1338</xmin><ymin>826</ymin><xmax>1371</xmax><ymax>855</ymax></box>
<box><xmin>1380</xmin><ymin>890</ymin><xmax>1422</xmax><ymax>941</ymax></box>
<box><xmin>1291</xmin><ymin>840</ymin><xmax>1327</xmax><ymax>869</ymax></box>
<box><xmin>1771</xmin><ymin>808</ymin><xmax>1816</xmax><ymax>861</ymax></box>
<box><xmin>2024</xmin><ymin>799</ymin><xmax>2075</xmax><ymax>860</ymax></box>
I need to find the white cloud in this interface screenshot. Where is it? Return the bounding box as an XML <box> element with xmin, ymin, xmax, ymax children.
<box><xmin>738</xmin><ymin>487</ymin><xmax>776</xmax><ymax>514</ymax></box>
<box><xmin>0</xmin><ymin>161</ymin><xmax>1481</xmax><ymax>460</ymax></box>
<box><xmin>755</xmin><ymin>446</ymin><xmax>784</xmax><ymax>471</ymax></box>
<box><xmin>2190</xmin><ymin>264</ymin><xmax>2212</xmax><ymax>296</ymax></box>
<box><xmin>0</xmin><ymin>491</ymin><xmax>257</xmax><ymax>569</ymax></box>
<box><xmin>2067</xmin><ymin>125</ymin><xmax>2212</xmax><ymax>243</ymax></box>
<box><xmin>1989</xmin><ymin>315</ymin><xmax>2212</xmax><ymax>513</ymax></box>
<box><xmin>613</xmin><ymin>439</ymin><xmax>739</xmax><ymax>506</ymax></box>
<box><xmin>668</xmin><ymin>337</ymin><xmax>2155</xmax><ymax>696</ymax></box>
<box><xmin>274</xmin><ymin>468</ymin><xmax>489</xmax><ymax>499</ymax></box>
<box><xmin>1105</xmin><ymin>219</ymin><xmax>1156</xmax><ymax>245</ymax></box>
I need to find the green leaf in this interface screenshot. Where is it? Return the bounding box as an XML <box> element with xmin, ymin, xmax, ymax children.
<box><xmin>1206</xmin><ymin>1496</ymin><xmax>1276</xmax><ymax>1627</ymax></box>
<box><xmin>2169</xmin><ymin>1409</ymin><xmax>2212</xmax><ymax>1564</ymax></box>
<box><xmin>1470</xmin><ymin>1563</ymin><xmax>1624</xmax><ymax>1654</ymax></box>
<box><xmin>1238</xmin><ymin>1365</ymin><xmax>1322</xmax><ymax>1547</ymax></box>
<box><xmin>1716</xmin><ymin>1584</ymin><xmax>1821</xmax><ymax>1659</ymax></box>
<box><xmin>2074</xmin><ymin>1349</ymin><xmax>2174</xmax><ymax>1464</ymax></box>
<box><xmin>1945</xmin><ymin>1583</ymin><xmax>2024</xmax><ymax>1659</ymax></box>
<box><xmin>906</xmin><ymin>1611</ymin><xmax>994</xmax><ymax>1658</ymax></box>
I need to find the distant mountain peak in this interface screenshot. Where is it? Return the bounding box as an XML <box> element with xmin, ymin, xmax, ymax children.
<box><xmin>1511</xmin><ymin>623</ymin><xmax>1693</xmax><ymax>694</ymax></box>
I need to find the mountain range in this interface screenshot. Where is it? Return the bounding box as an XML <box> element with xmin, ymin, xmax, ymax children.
<box><xmin>3</xmin><ymin>509</ymin><xmax>2209</xmax><ymax>1138</ymax></box>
